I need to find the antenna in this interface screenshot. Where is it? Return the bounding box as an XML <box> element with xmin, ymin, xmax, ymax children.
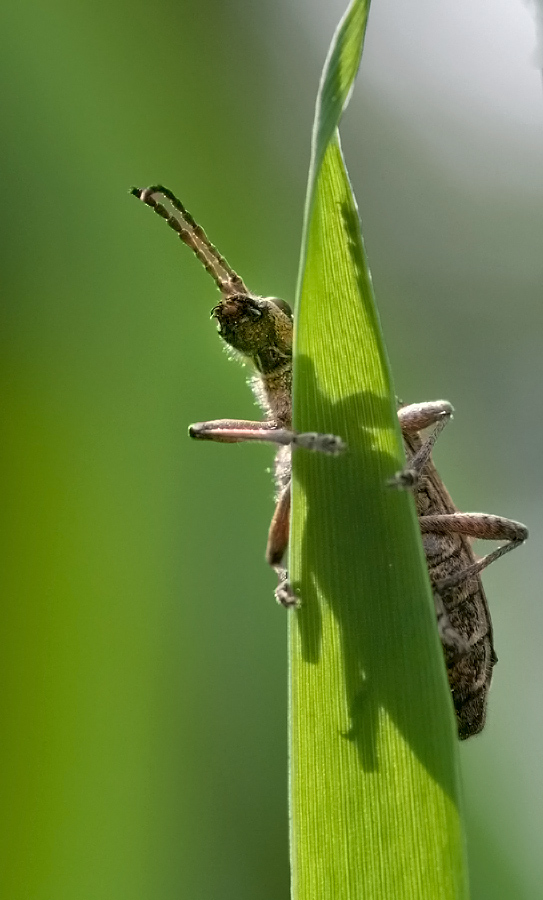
<box><xmin>131</xmin><ymin>185</ymin><xmax>247</xmax><ymax>295</ymax></box>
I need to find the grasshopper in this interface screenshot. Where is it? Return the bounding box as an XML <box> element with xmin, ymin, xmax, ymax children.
<box><xmin>132</xmin><ymin>184</ymin><xmax>528</xmax><ymax>739</ymax></box>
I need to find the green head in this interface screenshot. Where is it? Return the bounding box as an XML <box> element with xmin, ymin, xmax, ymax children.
<box><xmin>131</xmin><ymin>186</ymin><xmax>293</xmax><ymax>375</ymax></box>
<box><xmin>213</xmin><ymin>293</ymin><xmax>293</xmax><ymax>374</ymax></box>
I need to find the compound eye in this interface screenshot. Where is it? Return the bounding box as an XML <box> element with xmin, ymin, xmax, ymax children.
<box><xmin>268</xmin><ymin>297</ymin><xmax>293</xmax><ymax>318</ymax></box>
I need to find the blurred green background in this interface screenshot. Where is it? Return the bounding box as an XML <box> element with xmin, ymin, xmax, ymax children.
<box><xmin>1</xmin><ymin>1</ymin><xmax>541</xmax><ymax>898</ymax></box>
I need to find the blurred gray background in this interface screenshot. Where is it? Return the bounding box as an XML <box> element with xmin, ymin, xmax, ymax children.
<box><xmin>1</xmin><ymin>1</ymin><xmax>541</xmax><ymax>897</ymax></box>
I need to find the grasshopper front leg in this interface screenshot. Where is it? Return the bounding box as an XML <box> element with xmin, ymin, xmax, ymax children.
<box><xmin>390</xmin><ymin>400</ymin><xmax>454</xmax><ymax>488</ymax></box>
<box><xmin>392</xmin><ymin>400</ymin><xmax>529</xmax><ymax>584</ymax></box>
<box><xmin>189</xmin><ymin>418</ymin><xmax>345</xmax><ymax>608</ymax></box>
<box><xmin>189</xmin><ymin>419</ymin><xmax>346</xmax><ymax>454</ymax></box>
<box><xmin>392</xmin><ymin>399</ymin><xmax>528</xmax><ymax>665</ymax></box>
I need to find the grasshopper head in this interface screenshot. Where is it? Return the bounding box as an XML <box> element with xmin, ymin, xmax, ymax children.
<box><xmin>212</xmin><ymin>293</ymin><xmax>293</xmax><ymax>373</ymax></box>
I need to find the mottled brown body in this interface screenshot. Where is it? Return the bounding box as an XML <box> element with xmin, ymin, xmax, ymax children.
<box><xmin>403</xmin><ymin>430</ymin><xmax>495</xmax><ymax>739</ymax></box>
<box><xmin>132</xmin><ymin>184</ymin><xmax>528</xmax><ymax>739</ymax></box>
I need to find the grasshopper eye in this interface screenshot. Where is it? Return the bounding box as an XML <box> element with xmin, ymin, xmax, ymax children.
<box><xmin>268</xmin><ymin>297</ymin><xmax>292</xmax><ymax>318</ymax></box>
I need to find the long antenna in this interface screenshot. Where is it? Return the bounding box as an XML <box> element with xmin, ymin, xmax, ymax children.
<box><xmin>131</xmin><ymin>185</ymin><xmax>248</xmax><ymax>295</ymax></box>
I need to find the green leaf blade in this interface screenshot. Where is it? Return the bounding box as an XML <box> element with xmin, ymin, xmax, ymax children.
<box><xmin>289</xmin><ymin>2</ymin><xmax>470</xmax><ymax>898</ymax></box>
<box><xmin>313</xmin><ymin>1</ymin><xmax>371</xmax><ymax>170</ymax></box>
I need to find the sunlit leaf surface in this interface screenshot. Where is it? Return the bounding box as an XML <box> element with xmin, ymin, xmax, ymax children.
<box><xmin>289</xmin><ymin>3</ymin><xmax>469</xmax><ymax>897</ymax></box>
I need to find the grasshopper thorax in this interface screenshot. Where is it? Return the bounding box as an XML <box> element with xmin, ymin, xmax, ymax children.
<box><xmin>212</xmin><ymin>293</ymin><xmax>293</xmax><ymax>375</ymax></box>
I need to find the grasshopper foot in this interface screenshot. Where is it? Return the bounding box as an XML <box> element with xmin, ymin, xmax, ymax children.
<box><xmin>292</xmin><ymin>432</ymin><xmax>346</xmax><ymax>455</ymax></box>
<box><xmin>275</xmin><ymin>570</ymin><xmax>300</xmax><ymax>609</ymax></box>
<box><xmin>387</xmin><ymin>467</ymin><xmax>419</xmax><ymax>490</ymax></box>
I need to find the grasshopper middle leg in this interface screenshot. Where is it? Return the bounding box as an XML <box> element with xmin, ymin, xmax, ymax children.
<box><xmin>394</xmin><ymin>400</ymin><xmax>528</xmax><ymax>652</ymax></box>
<box><xmin>189</xmin><ymin>418</ymin><xmax>344</xmax><ymax>608</ymax></box>
<box><xmin>420</xmin><ymin>512</ymin><xmax>528</xmax><ymax>591</ymax></box>
<box><xmin>394</xmin><ymin>400</ymin><xmax>528</xmax><ymax>582</ymax></box>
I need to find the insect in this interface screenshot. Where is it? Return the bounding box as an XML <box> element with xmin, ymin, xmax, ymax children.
<box><xmin>132</xmin><ymin>184</ymin><xmax>528</xmax><ymax>739</ymax></box>
<box><xmin>391</xmin><ymin>403</ymin><xmax>528</xmax><ymax>737</ymax></box>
